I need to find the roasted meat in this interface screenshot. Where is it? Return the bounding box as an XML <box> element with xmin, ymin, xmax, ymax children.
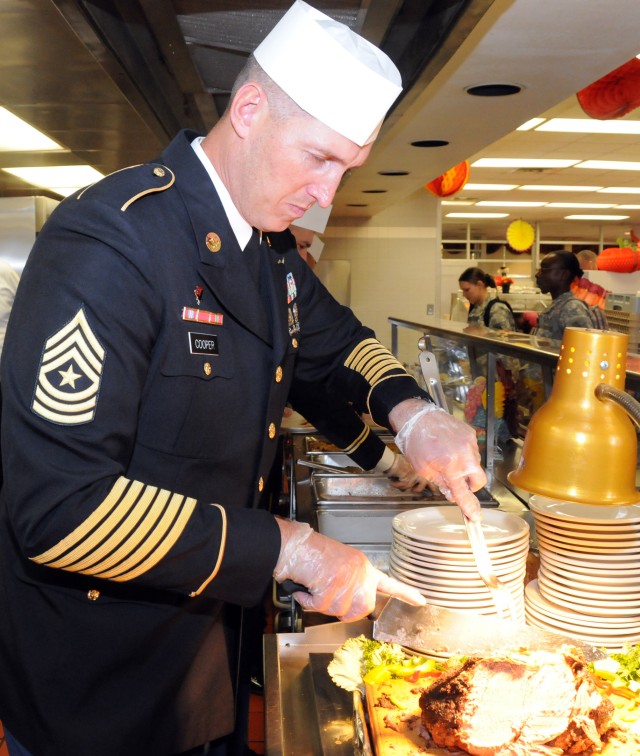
<box><xmin>419</xmin><ymin>646</ymin><xmax>614</xmax><ymax>755</ymax></box>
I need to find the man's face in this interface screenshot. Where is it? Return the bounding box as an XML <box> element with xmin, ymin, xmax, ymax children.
<box><xmin>237</xmin><ymin>106</ymin><xmax>372</xmax><ymax>232</ymax></box>
<box><xmin>535</xmin><ymin>254</ymin><xmax>567</xmax><ymax>294</ymax></box>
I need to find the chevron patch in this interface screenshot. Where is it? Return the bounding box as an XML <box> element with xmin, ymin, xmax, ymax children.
<box><xmin>32</xmin><ymin>308</ymin><xmax>105</xmax><ymax>425</ymax></box>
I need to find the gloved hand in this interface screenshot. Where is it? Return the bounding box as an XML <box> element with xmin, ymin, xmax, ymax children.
<box><xmin>391</xmin><ymin>398</ymin><xmax>486</xmax><ymax>521</ymax></box>
<box><xmin>383</xmin><ymin>452</ymin><xmax>433</xmax><ymax>493</ymax></box>
<box><xmin>273</xmin><ymin>518</ymin><xmax>426</xmax><ymax>621</ymax></box>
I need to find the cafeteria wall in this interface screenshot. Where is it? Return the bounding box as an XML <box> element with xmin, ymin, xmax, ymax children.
<box><xmin>321</xmin><ymin>188</ymin><xmax>441</xmax><ymax>367</ymax></box>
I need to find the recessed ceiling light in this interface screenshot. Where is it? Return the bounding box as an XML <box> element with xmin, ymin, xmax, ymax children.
<box><xmin>517</xmin><ymin>118</ymin><xmax>545</xmax><ymax>131</ymax></box>
<box><xmin>547</xmin><ymin>202</ymin><xmax>615</xmax><ymax>209</ymax></box>
<box><xmin>377</xmin><ymin>170</ymin><xmax>409</xmax><ymax>176</ymax></box>
<box><xmin>577</xmin><ymin>160</ymin><xmax>640</xmax><ymax>170</ymax></box>
<box><xmin>537</xmin><ymin>118</ymin><xmax>640</xmax><ymax>135</ymax></box>
<box><xmin>362</xmin><ymin>189</ymin><xmax>387</xmax><ymax>194</ymax></box>
<box><xmin>3</xmin><ymin>165</ymin><xmax>104</xmax><ymax>191</ymax></box>
<box><xmin>518</xmin><ymin>184</ymin><xmax>603</xmax><ymax>192</ymax></box>
<box><xmin>466</xmin><ymin>84</ymin><xmax>522</xmax><ymax>97</ymax></box>
<box><xmin>464</xmin><ymin>183</ymin><xmax>518</xmax><ymax>191</ymax></box>
<box><xmin>598</xmin><ymin>187</ymin><xmax>640</xmax><ymax>194</ymax></box>
<box><xmin>446</xmin><ymin>212</ymin><xmax>509</xmax><ymax>218</ymax></box>
<box><xmin>476</xmin><ymin>200</ymin><xmax>546</xmax><ymax>207</ymax></box>
<box><xmin>410</xmin><ymin>140</ymin><xmax>449</xmax><ymax>148</ymax></box>
<box><xmin>0</xmin><ymin>107</ymin><xmax>64</xmax><ymax>151</ymax></box>
<box><xmin>472</xmin><ymin>158</ymin><xmax>579</xmax><ymax>169</ymax></box>
<box><xmin>442</xmin><ymin>200</ymin><xmax>476</xmax><ymax>206</ymax></box>
<box><xmin>565</xmin><ymin>214</ymin><xmax>630</xmax><ymax>220</ymax></box>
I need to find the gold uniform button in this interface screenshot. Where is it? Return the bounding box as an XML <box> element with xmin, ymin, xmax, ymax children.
<box><xmin>275</xmin><ymin>366</ymin><xmax>283</xmax><ymax>383</ymax></box>
<box><xmin>268</xmin><ymin>422</ymin><xmax>276</xmax><ymax>439</ymax></box>
<box><xmin>87</xmin><ymin>589</ymin><xmax>100</xmax><ymax>601</ymax></box>
<box><xmin>292</xmin><ymin>338</ymin><xmax>298</xmax><ymax>349</ymax></box>
<box><xmin>206</xmin><ymin>232</ymin><xmax>222</xmax><ymax>253</ymax></box>
<box><xmin>203</xmin><ymin>362</ymin><xmax>212</xmax><ymax>376</ymax></box>
<box><xmin>153</xmin><ymin>166</ymin><xmax>165</xmax><ymax>177</ymax></box>
<box><xmin>258</xmin><ymin>477</ymin><xmax>264</xmax><ymax>492</ymax></box>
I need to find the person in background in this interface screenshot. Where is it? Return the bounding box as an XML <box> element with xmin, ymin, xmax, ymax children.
<box><xmin>458</xmin><ymin>266</ymin><xmax>516</xmax><ymax>330</ymax></box>
<box><xmin>576</xmin><ymin>249</ymin><xmax>598</xmax><ymax>270</ymax></box>
<box><xmin>0</xmin><ymin>259</ymin><xmax>19</xmax><ymax>359</ymax></box>
<box><xmin>0</xmin><ymin>3</ymin><xmax>485</xmax><ymax>755</ymax></box>
<box><xmin>534</xmin><ymin>250</ymin><xmax>595</xmax><ymax>341</ymax></box>
<box><xmin>280</xmin><ymin>225</ymin><xmax>428</xmax><ymax>490</ymax></box>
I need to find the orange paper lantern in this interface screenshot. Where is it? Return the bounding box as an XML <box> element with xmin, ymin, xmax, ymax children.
<box><xmin>577</xmin><ymin>57</ymin><xmax>640</xmax><ymax>120</ymax></box>
<box><xmin>425</xmin><ymin>160</ymin><xmax>470</xmax><ymax>197</ymax></box>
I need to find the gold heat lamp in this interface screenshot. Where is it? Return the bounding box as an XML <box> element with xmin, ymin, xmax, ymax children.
<box><xmin>508</xmin><ymin>327</ymin><xmax>640</xmax><ymax>505</ymax></box>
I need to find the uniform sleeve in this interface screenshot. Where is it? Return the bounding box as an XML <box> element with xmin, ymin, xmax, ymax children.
<box><xmin>489</xmin><ymin>302</ymin><xmax>516</xmax><ymax>331</ymax></box>
<box><xmin>287</xmin><ymin>379</ymin><xmax>387</xmax><ymax>470</ymax></box>
<box><xmin>1</xmin><ymin>192</ymin><xmax>278</xmax><ymax>607</ymax></box>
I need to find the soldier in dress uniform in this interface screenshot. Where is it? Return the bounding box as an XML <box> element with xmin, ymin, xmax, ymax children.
<box><xmin>0</xmin><ymin>3</ymin><xmax>485</xmax><ymax>755</ymax></box>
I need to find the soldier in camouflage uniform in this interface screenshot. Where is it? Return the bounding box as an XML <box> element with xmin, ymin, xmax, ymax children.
<box><xmin>535</xmin><ymin>251</ymin><xmax>594</xmax><ymax>341</ymax></box>
<box><xmin>458</xmin><ymin>267</ymin><xmax>516</xmax><ymax>331</ymax></box>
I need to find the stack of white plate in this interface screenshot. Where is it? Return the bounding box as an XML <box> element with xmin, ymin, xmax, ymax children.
<box><xmin>390</xmin><ymin>505</ymin><xmax>529</xmax><ymax>622</ymax></box>
<box><xmin>527</xmin><ymin>495</ymin><xmax>640</xmax><ymax>652</ymax></box>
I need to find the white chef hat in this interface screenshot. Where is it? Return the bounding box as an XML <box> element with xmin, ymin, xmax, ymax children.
<box><xmin>308</xmin><ymin>235</ymin><xmax>325</xmax><ymax>263</ymax></box>
<box><xmin>294</xmin><ymin>203</ymin><xmax>332</xmax><ymax>234</ymax></box>
<box><xmin>253</xmin><ymin>1</ymin><xmax>402</xmax><ymax>146</ymax></box>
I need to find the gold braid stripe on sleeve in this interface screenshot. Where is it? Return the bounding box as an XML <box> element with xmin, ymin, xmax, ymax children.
<box><xmin>30</xmin><ymin>476</ymin><xmax>197</xmax><ymax>582</ymax></box>
<box><xmin>344</xmin><ymin>339</ymin><xmax>406</xmax><ymax>385</ymax></box>
<box><xmin>342</xmin><ymin>424</ymin><xmax>370</xmax><ymax>455</ymax></box>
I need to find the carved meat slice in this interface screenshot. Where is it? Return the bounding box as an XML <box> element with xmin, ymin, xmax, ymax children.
<box><xmin>419</xmin><ymin>646</ymin><xmax>614</xmax><ymax>755</ymax></box>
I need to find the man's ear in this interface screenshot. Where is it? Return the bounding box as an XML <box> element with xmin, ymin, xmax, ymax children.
<box><xmin>228</xmin><ymin>82</ymin><xmax>265</xmax><ymax>139</ymax></box>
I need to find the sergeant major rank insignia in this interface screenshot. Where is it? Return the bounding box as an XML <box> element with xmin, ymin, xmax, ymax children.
<box><xmin>32</xmin><ymin>307</ymin><xmax>105</xmax><ymax>425</ymax></box>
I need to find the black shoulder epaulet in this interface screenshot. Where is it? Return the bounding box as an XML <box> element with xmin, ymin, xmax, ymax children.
<box><xmin>76</xmin><ymin>163</ymin><xmax>175</xmax><ymax>212</ymax></box>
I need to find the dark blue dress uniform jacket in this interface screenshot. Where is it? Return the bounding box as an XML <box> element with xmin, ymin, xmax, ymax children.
<box><xmin>0</xmin><ymin>130</ymin><xmax>429</xmax><ymax>755</ymax></box>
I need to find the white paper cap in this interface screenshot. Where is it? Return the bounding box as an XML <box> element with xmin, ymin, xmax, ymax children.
<box><xmin>308</xmin><ymin>235</ymin><xmax>325</xmax><ymax>262</ymax></box>
<box><xmin>294</xmin><ymin>203</ymin><xmax>332</xmax><ymax>233</ymax></box>
<box><xmin>254</xmin><ymin>1</ymin><xmax>402</xmax><ymax>146</ymax></box>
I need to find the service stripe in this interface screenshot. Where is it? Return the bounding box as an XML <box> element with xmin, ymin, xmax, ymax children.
<box><xmin>344</xmin><ymin>338</ymin><xmax>406</xmax><ymax>386</ymax></box>
<box><xmin>343</xmin><ymin>424</ymin><xmax>370</xmax><ymax>455</ymax></box>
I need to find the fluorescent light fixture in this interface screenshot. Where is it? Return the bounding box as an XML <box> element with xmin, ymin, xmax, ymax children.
<box><xmin>565</xmin><ymin>214</ymin><xmax>630</xmax><ymax>221</ymax></box>
<box><xmin>598</xmin><ymin>186</ymin><xmax>640</xmax><ymax>194</ymax></box>
<box><xmin>464</xmin><ymin>183</ymin><xmax>518</xmax><ymax>191</ymax></box>
<box><xmin>517</xmin><ymin>118</ymin><xmax>545</xmax><ymax>131</ymax></box>
<box><xmin>518</xmin><ymin>184</ymin><xmax>603</xmax><ymax>192</ymax></box>
<box><xmin>445</xmin><ymin>212</ymin><xmax>509</xmax><ymax>219</ymax></box>
<box><xmin>471</xmin><ymin>158</ymin><xmax>579</xmax><ymax>168</ymax></box>
<box><xmin>0</xmin><ymin>107</ymin><xmax>64</xmax><ymax>152</ymax></box>
<box><xmin>476</xmin><ymin>200</ymin><xmax>546</xmax><ymax>207</ymax></box>
<box><xmin>617</xmin><ymin>205</ymin><xmax>640</xmax><ymax>210</ymax></box>
<box><xmin>3</xmin><ymin>165</ymin><xmax>104</xmax><ymax>192</ymax></box>
<box><xmin>441</xmin><ymin>200</ymin><xmax>476</xmax><ymax>206</ymax></box>
<box><xmin>547</xmin><ymin>202</ymin><xmax>615</xmax><ymax>209</ymax></box>
<box><xmin>577</xmin><ymin>160</ymin><xmax>640</xmax><ymax>170</ymax></box>
<box><xmin>537</xmin><ymin>118</ymin><xmax>640</xmax><ymax>135</ymax></box>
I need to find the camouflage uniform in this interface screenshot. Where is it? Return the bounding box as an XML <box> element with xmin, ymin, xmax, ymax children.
<box><xmin>468</xmin><ymin>295</ymin><xmax>516</xmax><ymax>331</ymax></box>
<box><xmin>535</xmin><ymin>291</ymin><xmax>594</xmax><ymax>341</ymax></box>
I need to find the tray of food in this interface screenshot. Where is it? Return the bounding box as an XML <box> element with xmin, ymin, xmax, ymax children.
<box><xmin>325</xmin><ymin>635</ymin><xmax>640</xmax><ymax>756</ymax></box>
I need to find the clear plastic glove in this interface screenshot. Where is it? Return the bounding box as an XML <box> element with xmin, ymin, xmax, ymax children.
<box><xmin>383</xmin><ymin>452</ymin><xmax>434</xmax><ymax>493</ymax></box>
<box><xmin>391</xmin><ymin>398</ymin><xmax>486</xmax><ymax>521</ymax></box>
<box><xmin>273</xmin><ymin>518</ymin><xmax>426</xmax><ymax>622</ymax></box>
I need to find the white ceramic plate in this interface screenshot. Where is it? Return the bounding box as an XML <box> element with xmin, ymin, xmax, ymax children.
<box><xmin>392</xmin><ymin>546</ymin><xmax>527</xmax><ymax>577</ymax></box>
<box><xmin>540</xmin><ymin>561</ymin><xmax>640</xmax><ymax>589</ymax></box>
<box><xmin>392</xmin><ymin>506</ymin><xmax>529</xmax><ymax>546</ymax></box>
<box><xmin>529</xmin><ymin>495</ymin><xmax>640</xmax><ymax>524</ymax></box>
<box><xmin>537</xmin><ymin>578</ymin><xmax>640</xmax><ymax>616</ymax></box>
<box><xmin>535</xmin><ymin>527</ymin><xmax>640</xmax><ymax>553</ymax></box>
<box><xmin>538</xmin><ymin>566</ymin><xmax>640</xmax><ymax>601</ymax></box>
<box><xmin>390</xmin><ymin>554</ymin><xmax>527</xmax><ymax>589</ymax></box>
<box><xmin>532</xmin><ymin>512</ymin><xmax>640</xmax><ymax>535</ymax></box>
<box><xmin>391</xmin><ymin>530</ymin><xmax>529</xmax><ymax>559</ymax></box>
<box><xmin>538</xmin><ymin>545</ymin><xmax>640</xmax><ymax>575</ymax></box>
<box><xmin>525</xmin><ymin>580</ymin><xmax>640</xmax><ymax>625</ymax></box>
<box><xmin>536</xmin><ymin>541</ymin><xmax>640</xmax><ymax>562</ymax></box>
<box><xmin>534</xmin><ymin>520</ymin><xmax>640</xmax><ymax>543</ymax></box>
<box><xmin>524</xmin><ymin>613</ymin><xmax>640</xmax><ymax>648</ymax></box>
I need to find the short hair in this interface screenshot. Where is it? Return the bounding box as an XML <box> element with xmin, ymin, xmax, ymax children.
<box><xmin>459</xmin><ymin>266</ymin><xmax>495</xmax><ymax>288</ymax></box>
<box><xmin>228</xmin><ymin>55</ymin><xmax>306</xmax><ymax>122</ymax></box>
